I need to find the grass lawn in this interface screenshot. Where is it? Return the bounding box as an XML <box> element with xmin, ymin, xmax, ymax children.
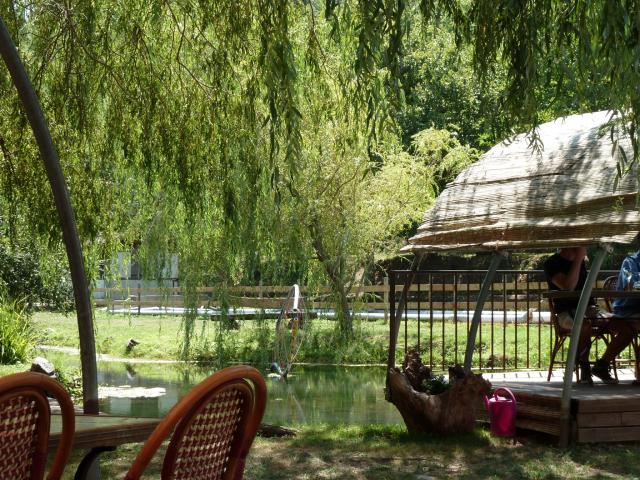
<box><xmin>0</xmin><ymin>363</ymin><xmax>30</xmax><ymax>376</ymax></box>
<box><xmin>31</xmin><ymin>311</ymin><xmax>629</xmax><ymax>370</ymax></box>
<box><xmin>61</xmin><ymin>424</ymin><xmax>640</xmax><ymax>479</ymax></box>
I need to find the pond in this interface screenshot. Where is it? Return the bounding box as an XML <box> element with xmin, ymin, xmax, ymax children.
<box><xmin>46</xmin><ymin>354</ymin><xmax>403</xmax><ymax>425</ymax></box>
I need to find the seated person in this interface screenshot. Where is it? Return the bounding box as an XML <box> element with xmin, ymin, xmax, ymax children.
<box><xmin>544</xmin><ymin>247</ymin><xmax>633</xmax><ymax>384</ymax></box>
<box><xmin>613</xmin><ymin>250</ymin><xmax>640</xmax><ymax>318</ymax></box>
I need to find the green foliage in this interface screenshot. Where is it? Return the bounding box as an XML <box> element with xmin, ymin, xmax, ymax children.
<box><xmin>399</xmin><ymin>19</ymin><xmax>510</xmax><ymax>149</ymax></box>
<box><xmin>421</xmin><ymin>374</ymin><xmax>451</xmax><ymax>395</ymax></box>
<box><xmin>467</xmin><ymin>0</ymin><xmax>629</xmax><ymax>147</ymax></box>
<box><xmin>411</xmin><ymin>128</ymin><xmax>478</xmax><ymax>194</ymax></box>
<box><xmin>0</xmin><ymin>298</ymin><xmax>32</xmax><ymax>364</ymax></box>
<box><xmin>0</xmin><ymin>242</ymin><xmax>73</xmax><ymax>312</ymax></box>
<box><xmin>55</xmin><ymin>366</ymin><xmax>83</xmax><ymax>403</ymax></box>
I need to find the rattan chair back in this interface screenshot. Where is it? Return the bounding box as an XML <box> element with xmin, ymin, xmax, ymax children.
<box><xmin>602</xmin><ymin>275</ymin><xmax>618</xmax><ymax>313</ymax></box>
<box><xmin>0</xmin><ymin>372</ymin><xmax>75</xmax><ymax>480</ymax></box>
<box><xmin>546</xmin><ymin>295</ymin><xmax>618</xmax><ymax>382</ymax></box>
<box><xmin>125</xmin><ymin>365</ymin><xmax>267</xmax><ymax>480</ymax></box>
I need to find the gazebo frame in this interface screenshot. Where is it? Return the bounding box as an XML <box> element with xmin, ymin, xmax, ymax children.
<box><xmin>386</xmin><ymin>245</ymin><xmax>611</xmax><ymax>446</ymax></box>
<box><xmin>385</xmin><ymin>110</ymin><xmax>640</xmax><ymax>446</ymax></box>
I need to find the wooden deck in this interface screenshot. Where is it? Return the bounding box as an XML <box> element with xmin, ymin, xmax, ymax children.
<box><xmin>482</xmin><ymin>369</ymin><xmax>640</xmax><ymax>443</ymax></box>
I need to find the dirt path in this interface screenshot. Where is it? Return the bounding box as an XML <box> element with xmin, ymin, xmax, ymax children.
<box><xmin>36</xmin><ymin>345</ymin><xmax>183</xmax><ymax>364</ymax></box>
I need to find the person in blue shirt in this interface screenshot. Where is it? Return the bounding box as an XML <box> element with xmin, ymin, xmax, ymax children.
<box><xmin>613</xmin><ymin>251</ymin><xmax>640</xmax><ymax>318</ymax></box>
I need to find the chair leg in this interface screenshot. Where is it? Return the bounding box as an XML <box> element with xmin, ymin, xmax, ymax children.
<box><xmin>548</xmin><ymin>337</ymin><xmax>565</xmax><ymax>381</ymax></box>
<box><xmin>600</xmin><ymin>335</ymin><xmax>618</xmax><ymax>381</ymax></box>
<box><xmin>633</xmin><ymin>337</ymin><xmax>640</xmax><ymax>382</ymax></box>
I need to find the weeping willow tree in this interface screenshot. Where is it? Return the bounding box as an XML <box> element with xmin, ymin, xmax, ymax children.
<box><xmin>0</xmin><ymin>0</ymin><xmax>411</xmax><ymax>343</ymax></box>
<box><xmin>1</xmin><ymin>0</ymin><xmax>639</xmax><ymax>348</ymax></box>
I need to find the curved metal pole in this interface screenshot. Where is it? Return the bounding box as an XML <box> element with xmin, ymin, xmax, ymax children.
<box><xmin>559</xmin><ymin>244</ymin><xmax>609</xmax><ymax>447</ymax></box>
<box><xmin>0</xmin><ymin>17</ymin><xmax>98</xmax><ymax>413</ymax></box>
<box><xmin>463</xmin><ymin>250</ymin><xmax>506</xmax><ymax>372</ymax></box>
<box><xmin>385</xmin><ymin>253</ymin><xmax>423</xmax><ymax>401</ymax></box>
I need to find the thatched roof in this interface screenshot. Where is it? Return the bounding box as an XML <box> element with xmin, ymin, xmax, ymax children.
<box><xmin>404</xmin><ymin>111</ymin><xmax>640</xmax><ymax>253</ymax></box>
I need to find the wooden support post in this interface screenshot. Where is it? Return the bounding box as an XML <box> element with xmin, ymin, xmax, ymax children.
<box><xmin>559</xmin><ymin>244</ymin><xmax>610</xmax><ymax>447</ymax></box>
<box><xmin>463</xmin><ymin>251</ymin><xmax>506</xmax><ymax>372</ymax></box>
<box><xmin>0</xmin><ymin>17</ymin><xmax>98</xmax><ymax>414</ymax></box>
<box><xmin>383</xmin><ymin>276</ymin><xmax>389</xmax><ymax>323</ymax></box>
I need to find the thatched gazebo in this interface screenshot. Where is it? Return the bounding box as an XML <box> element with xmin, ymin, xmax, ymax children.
<box><xmin>388</xmin><ymin>110</ymin><xmax>640</xmax><ymax>445</ymax></box>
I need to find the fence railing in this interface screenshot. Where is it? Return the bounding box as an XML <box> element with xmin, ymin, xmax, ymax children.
<box><xmin>389</xmin><ymin>269</ymin><xmax>623</xmax><ymax>373</ymax></box>
<box><xmin>95</xmin><ymin>269</ymin><xmax>625</xmax><ymax>372</ymax></box>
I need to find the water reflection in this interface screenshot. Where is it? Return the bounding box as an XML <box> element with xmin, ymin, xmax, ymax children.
<box><xmin>47</xmin><ymin>353</ymin><xmax>402</xmax><ymax>425</ymax></box>
<box><xmin>265</xmin><ymin>367</ymin><xmax>401</xmax><ymax>425</ymax></box>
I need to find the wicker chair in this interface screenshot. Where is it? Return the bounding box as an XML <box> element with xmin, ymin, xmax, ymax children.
<box><xmin>602</xmin><ymin>275</ymin><xmax>619</xmax><ymax>313</ymax></box>
<box><xmin>602</xmin><ymin>275</ymin><xmax>640</xmax><ymax>379</ymax></box>
<box><xmin>546</xmin><ymin>299</ymin><xmax>615</xmax><ymax>382</ymax></box>
<box><xmin>0</xmin><ymin>371</ymin><xmax>75</xmax><ymax>480</ymax></box>
<box><xmin>124</xmin><ymin>365</ymin><xmax>267</xmax><ymax>480</ymax></box>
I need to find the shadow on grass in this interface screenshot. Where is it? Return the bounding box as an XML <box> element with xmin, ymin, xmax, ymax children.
<box><xmin>288</xmin><ymin>423</ymin><xmax>492</xmax><ymax>450</ymax></box>
<box><xmin>255</xmin><ymin>425</ymin><xmax>640</xmax><ymax>479</ymax></box>
<box><xmin>63</xmin><ymin>425</ymin><xmax>640</xmax><ymax>480</ymax></box>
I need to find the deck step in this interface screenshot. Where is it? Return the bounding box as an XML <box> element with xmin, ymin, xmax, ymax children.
<box><xmin>484</xmin><ymin>372</ymin><xmax>640</xmax><ymax>443</ymax></box>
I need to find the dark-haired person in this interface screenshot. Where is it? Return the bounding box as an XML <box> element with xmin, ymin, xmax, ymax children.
<box><xmin>544</xmin><ymin>247</ymin><xmax>634</xmax><ymax>384</ymax></box>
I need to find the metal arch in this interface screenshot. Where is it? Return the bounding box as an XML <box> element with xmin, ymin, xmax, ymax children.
<box><xmin>0</xmin><ymin>17</ymin><xmax>98</xmax><ymax>413</ymax></box>
<box><xmin>559</xmin><ymin>243</ymin><xmax>610</xmax><ymax>446</ymax></box>
<box><xmin>385</xmin><ymin>253</ymin><xmax>423</xmax><ymax>401</ymax></box>
<box><xmin>463</xmin><ymin>250</ymin><xmax>508</xmax><ymax>372</ymax></box>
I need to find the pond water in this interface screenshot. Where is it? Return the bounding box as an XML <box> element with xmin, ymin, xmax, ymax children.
<box><xmin>46</xmin><ymin>354</ymin><xmax>403</xmax><ymax>425</ymax></box>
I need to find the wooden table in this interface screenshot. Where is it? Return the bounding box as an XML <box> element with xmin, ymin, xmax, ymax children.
<box><xmin>50</xmin><ymin>414</ymin><xmax>160</xmax><ymax>480</ymax></box>
<box><xmin>543</xmin><ymin>289</ymin><xmax>640</xmax><ymax>300</ymax></box>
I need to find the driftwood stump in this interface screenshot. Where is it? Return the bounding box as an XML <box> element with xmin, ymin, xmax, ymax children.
<box><xmin>388</xmin><ymin>350</ymin><xmax>491</xmax><ymax>435</ymax></box>
<box><xmin>258</xmin><ymin>423</ymin><xmax>298</xmax><ymax>437</ymax></box>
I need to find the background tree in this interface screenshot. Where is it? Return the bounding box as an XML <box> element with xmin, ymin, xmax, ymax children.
<box><xmin>1</xmin><ymin>0</ymin><xmax>632</xmax><ymax>348</ymax></box>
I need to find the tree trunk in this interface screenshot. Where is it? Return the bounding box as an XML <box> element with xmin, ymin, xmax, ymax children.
<box><xmin>387</xmin><ymin>367</ymin><xmax>491</xmax><ymax>435</ymax></box>
<box><xmin>335</xmin><ymin>282</ymin><xmax>352</xmax><ymax>336</ymax></box>
<box><xmin>308</xmin><ymin>216</ymin><xmax>353</xmax><ymax>337</ymax></box>
<box><xmin>387</xmin><ymin>349</ymin><xmax>491</xmax><ymax>435</ymax></box>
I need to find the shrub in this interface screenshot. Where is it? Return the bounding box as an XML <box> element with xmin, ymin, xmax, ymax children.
<box><xmin>0</xmin><ymin>300</ymin><xmax>32</xmax><ymax>364</ymax></box>
<box><xmin>421</xmin><ymin>375</ymin><xmax>452</xmax><ymax>395</ymax></box>
<box><xmin>56</xmin><ymin>367</ymin><xmax>83</xmax><ymax>403</ymax></box>
<box><xmin>0</xmin><ymin>243</ymin><xmax>73</xmax><ymax>312</ymax></box>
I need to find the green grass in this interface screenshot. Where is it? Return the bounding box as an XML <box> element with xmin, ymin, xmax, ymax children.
<box><xmin>32</xmin><ymin>311</ymin><xmax>628</xmax><ymax>370</ymax></box>
<box><xmin>33</xmin><ymin>311</ymin><xmax>392</xmax><ymax>365</ymax></box>
<box><xmin>0</xmin><ymin>363</ymin><xmax>30</xmax><ymax>376</ymax></box>
<box><xmin>60</xmin><ymin>424</ymin><xmax>640</xmax><ymax>479</ymax></box>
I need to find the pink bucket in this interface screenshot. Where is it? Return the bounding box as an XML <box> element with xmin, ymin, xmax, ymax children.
<box><xmin>484</xmin><ymin>387</ymin><xmax>517</xmax><ymax>438</ymax></box>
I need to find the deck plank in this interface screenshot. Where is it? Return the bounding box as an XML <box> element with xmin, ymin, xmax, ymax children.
<box><xmin>577</xmin><ymin>426</ymin><xmax>640</xmax><ymax>443</ymax></box>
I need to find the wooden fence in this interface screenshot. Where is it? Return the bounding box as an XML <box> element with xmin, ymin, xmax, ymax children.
<box><xmin>94</xmin><ymin>269</ymin><xmax>624</xmax><ymax>371</ymax></box>
<box><xmin>94</xmin><ymin>269</ymin><xmax>619</xmax><ymax>318</ymax></box>
<box><xmin>93</xmin><ymin>282</ymin><xmax>393</xmax><ymax>314</ymax></box>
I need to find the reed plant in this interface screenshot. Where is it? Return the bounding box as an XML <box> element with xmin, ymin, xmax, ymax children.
<box><xmin>0</xmin><ymin>298</ymin><xmax>33</xmax><ymax>364</ymax></box>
